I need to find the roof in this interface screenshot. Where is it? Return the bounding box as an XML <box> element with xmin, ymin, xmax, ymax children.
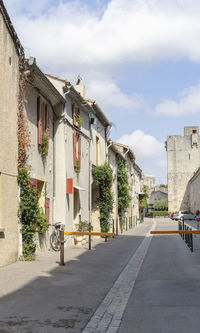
<box><xmin>0</xmin><ymin>0</ymin><xmax>24</xmax><ymax>58</ymax></box>
<box><xmin>45</xmin><ymin>73</ymin><xmax>70</xmax><ymax>85</ymax></box>
<box><xmin>107</xmin><ymin>139</ymin><xmax>125</xmax><ymax>161</ymax></box>
<box><xmin>46</xmin><ymin>73</ymin><xmax>111</xmax><ymax>127</ymax></box>
<box><xmin>113</xmin><ymin>142</ymin><xmax>136</xmax><ymax>161</ymax></box>
<box><xmin>28</xmin><ymin>63</ymin><xmax>65</xmax><ymax>106</ymax></box>
<box><xmin>90</xmin><ymin>102</ymin><xmax>111</xmax><ymax>127</ymax></box>
<box><xmin>134</xmin><ymin>162</ymin><xmax>142</xmax><ymax>176</ymax></box>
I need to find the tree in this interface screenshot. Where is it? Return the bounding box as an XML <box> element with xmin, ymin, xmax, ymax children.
<box><xmin>153</xmin><ymin>199</ymin><xmax>168</xmax><ymax>211</ymax></box>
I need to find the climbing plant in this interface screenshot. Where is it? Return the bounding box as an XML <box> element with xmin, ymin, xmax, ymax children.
<box><xmin>18</xmin><ymin>168</ymin><xmax>48</xmax><ymax>260</ymax></box>
<box><xmin>39</xmin><ymin>132</ymin><xmax>49</xmax><ymax>160</ymax></box>
<box><xmin>117</xmin><ymin>157</ymin><xmax>131</xmax><ymax>220</ymax></box>
<box><xmin>17</xmin><ymin>59</ymin><xmax>48</xmax><ymax>260</ymax></box>
<box><xmin>18</xmin><ymin>59</ymin><xmax>31</xmax><ymax>168</ymax></box>
<box><xmin>92</xmin><ymin>163</ymin><xmax>114</xmax><ymax>233</ymax></box>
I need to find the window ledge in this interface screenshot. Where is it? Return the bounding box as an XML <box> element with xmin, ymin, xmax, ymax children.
<box><xmin>0</xmin><ymin>228</ymin><xmax>5</xmax><ymax>232</ymax></box>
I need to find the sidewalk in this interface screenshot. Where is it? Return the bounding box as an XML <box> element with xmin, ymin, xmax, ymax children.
<box><xmin>0</xmin><ymin>220</ymin><xmax>152</xmax><ymax>333</ymax></box>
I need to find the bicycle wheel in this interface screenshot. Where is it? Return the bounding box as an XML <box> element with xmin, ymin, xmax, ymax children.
<box><xmin>50</xmin><ymin>232</ymin><xmax>60</xmax><ymax>251</ymax></box>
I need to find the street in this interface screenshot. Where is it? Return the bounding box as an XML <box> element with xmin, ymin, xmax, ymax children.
<box><xmin>1</xmin><ymin>218</ymin><xmax>200</xmax><ymax>332</ymax></box>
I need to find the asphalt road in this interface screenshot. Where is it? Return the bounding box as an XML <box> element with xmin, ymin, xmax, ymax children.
<box><xmin>118</xmin><ymin>218</ymin><xmax>200</xmax><ymax>333</ymax></box>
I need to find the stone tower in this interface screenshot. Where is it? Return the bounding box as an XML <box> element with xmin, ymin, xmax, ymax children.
<box><xmin>166</xmin><ymin>126</ymin><xmax>200</xmax><ymax>212</ymax></box>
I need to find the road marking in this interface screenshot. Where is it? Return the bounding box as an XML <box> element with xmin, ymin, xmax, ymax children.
<box><xmin>82</xmin><ymin>221</ymin><xmax>156</xmax><ymax>333</ymax></box>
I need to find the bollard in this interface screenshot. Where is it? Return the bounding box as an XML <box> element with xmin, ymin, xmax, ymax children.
<box><xmin>116</xmin><ymin>218</ymin><xmax>118</xmax><ymax>236</ymax></box>
<box><xmin>182</xmin><ymin>217</ymin><xmax>185</xmax><ymax>240</ymax></box>
<box><xmin>190</xmin><ymin>229</ymin><xmax>193</xmax><ymax>252</ymax></box>
<box><xmin>105</xmin><ymin>236</ymin><xmax>108</xmax><ymax>242</ymax></box>
<box><xmin>126</xmin><ymin>217</ymin><xmax>128</xmax><ymax>231</ymax></box>
<box><xmin>60</xmin><ymin>229</ymin><xmax>65</xmax><ymax>266</ymax></box>
<box><xmin>112</xmin><ymin>219</ymin><xmax>115</xmax><ymax>238</ymax></box>
<box><xmin>131</xmin><ymin>216</ymin><xmax>133</xmax><ymax>228</ymax></box>
<box><xmin>88</xmin><ymin>222</ymin><xmax>92</xmax><ymax>250</ymax></box>
<box><xmin>129</xmin><ymin>216</ymin><xmax>130</xmax><ymax>229</ymax></box>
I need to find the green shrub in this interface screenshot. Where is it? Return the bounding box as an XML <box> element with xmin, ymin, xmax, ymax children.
<box><xmin>147</xmin><ymin>211</ymin><xmax>169</xmax><ymax>217</ymax></box>
<box><xmin>153</xmin><ymin>199</ymin><xmax>168</xmax><ymax>211</ymax></box>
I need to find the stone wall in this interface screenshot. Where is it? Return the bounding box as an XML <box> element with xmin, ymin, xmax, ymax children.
<box><xmin>0</xmin><ymin>13</ymin><xmax>19</xmax><ymax>266</ymax></box>
<box><xmin>167</xmin><ymin>127</ymin><xmax>200</xmax><ymax>212</ymax></box>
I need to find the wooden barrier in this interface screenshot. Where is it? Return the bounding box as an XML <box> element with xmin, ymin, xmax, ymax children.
<box><xmin>151</xmin><ymin>230</ymin><xmax>200</xmax><ymax>235</ymax></box>
<box><xmin>64</xmin><ymin>231</ymin><xmax>115</xmax><ymax>237</ymax></box>
<box><xmin>60</xmin><ymin>230</ymin><xmax>115</xmax><ymax>265</ymax></box>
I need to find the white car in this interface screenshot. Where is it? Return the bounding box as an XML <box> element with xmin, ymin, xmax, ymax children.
<box><xmin>174</xmin><ymin>211</ymin><xmax>195</xmax><ymax>220</ymax></box>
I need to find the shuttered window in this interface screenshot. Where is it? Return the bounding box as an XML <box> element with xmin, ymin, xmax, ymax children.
<box><xmin>30</xmin><ymin>178</ymin><xmax>38</xmax><ymax>191</ymax></box>
<box><xmin>73</xmin><ymin>130</ymin><xmax>81</xmax><ymax>170</ymax></box>
<box><xmin>37</xmin><ymin>97</ymin><xmax>42</xmax><ymax>145</ymax></box>
<box><xmin>37</xmin><ymin>96</ymin><xmax>50</xmax><ymax>145</ymax></box>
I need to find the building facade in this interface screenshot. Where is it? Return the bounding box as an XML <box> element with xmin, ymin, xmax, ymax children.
<box><xmin>166</xmin><ymin>126</ymin><xmax>200</xmax><ymax>212</ymax></box>
<box><xmin>0</xmin><ymin>1</ymin><xmax>24</xmax><ymax>266</ymax></box>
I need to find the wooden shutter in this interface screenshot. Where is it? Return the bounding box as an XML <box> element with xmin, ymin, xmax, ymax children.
<box><xmin>30</xmin><ymin>178</ymin><xmax>38</xmax><ymax>191</ymax></box>
<box><xmin>45</xmin><ymin>104</ymin><xmax>49</xmax><ymax>136</ymax></box>
<box><xmin>37</xmin><ymin>96</ymin><xmax>42</xmax><ymax>145</ymax></box>
<box><xmin>73</xmin><ymin>129</ymin><xmax>77</xmax><ymax>167</ymax></box>
<box><xmin>45</xmin><ymin>183</ymin><xmax>50</xmax><ymax>223</ymax></box>
<box><xmin>78</xmin><ymin>134</ymin><xmax>81</xmax><ymax>169</ymax></box>
<box><xmin>66</xmin><ymin>178</ymin><xmax>73</xmax><ymax>194</ymax></box>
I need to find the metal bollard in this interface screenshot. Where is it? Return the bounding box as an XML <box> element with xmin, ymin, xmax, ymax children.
<box><xmin>88</xmin><ymin>222</ymin><xmax>92</xmax><ymax>250</ymax></box>
<box><xmin>60</xmin><ymin>229</ymin><xmax>65</xmax><ymax>266</ymax></box>
<box><xmin>190</xmin><ymin>229</ymin><xmax>193</xmax><ymax>252</ymax></box>
<box><xmin>182</xmin><ymin>217</ymin><xmax>185</xmax><ymax>240</ymax></box>
<box><xmin>116</xmin><ymin>218</ymin><xmax>118</xmax><ymax>236</ymax></box>
<box><xmin>126</xmin><ymin>217</ymin><xmax>128</xmax><ymax>231</ymax></box>
<box><xmin>112</xmin><ymin>219</ymin><xmax>115</xmax><ymax>238</ymax></box>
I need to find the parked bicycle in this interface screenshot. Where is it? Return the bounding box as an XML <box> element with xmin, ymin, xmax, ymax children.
<box><xmin>50</xmin><ymin>222</ymin><xmax>64</xmax><ymax>251</ymax></box>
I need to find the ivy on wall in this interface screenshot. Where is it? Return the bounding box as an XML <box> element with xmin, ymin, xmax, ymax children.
<box><xmin>18</xmin><ymin>168</ymin><xmax>48</xmax><ymax>260</ymax></box>
<box><xmin>17</xmin><ymin>59</ymin><xmax>48</xmax><ymax>260</ymax></box>
<box><xmin>92</xmin><ymin>163</ymin><xmax>114</xmax><ymax>233</ymax></box>
<box><xmin>18</xmin><ymin>59</ymin><xmax>31</xmax><ymax>168</ymax></box>
<box><xmin>117</xmin><ymin>157</ymin><xmax>131</xmax><ymax>220</ymax></box>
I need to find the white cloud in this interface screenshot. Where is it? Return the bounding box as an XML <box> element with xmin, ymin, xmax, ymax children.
<box><xmin>118</xmin><ymin>130</ymin><xmax>164</xmax><ymax>158</ymax></box>
<box><xmin>117</xmin><ymin>130</ymin><xmax>166</xmax><ymax>179</ymax></box>
<box><xmin>155</xmin><ymin>84</ymin><xmax>200</xmax><ymax>117</ymax></box>
<box><xmin>4</xmin><ymin>0</ymin><xmax>200</xmax><ymax>70</ymax></box>
<box><xmin>86</xmin><ymin>76</ymin><xmax>144</xmax><ymax>112</ymax></box>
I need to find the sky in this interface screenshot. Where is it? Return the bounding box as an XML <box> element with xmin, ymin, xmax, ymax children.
<box><xmin>4</xmin><ymin>0</ymin><xmax>200</xmax><ymax>184</ymax></box>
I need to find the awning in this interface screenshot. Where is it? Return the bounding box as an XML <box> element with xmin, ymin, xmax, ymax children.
<box><xmin>73</xmin><ymin>185</ymin><xmax>86</xmax><ymax>191</ymax></box>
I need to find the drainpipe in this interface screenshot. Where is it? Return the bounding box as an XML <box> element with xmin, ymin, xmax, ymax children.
<box><xmin>123</xmin><ymin>147</ymin><xmax>129</xmax><ymax>157</ymax></box>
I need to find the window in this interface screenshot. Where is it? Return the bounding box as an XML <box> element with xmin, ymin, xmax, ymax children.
<box><xmin>73</xmin><ymin>129</ymin><xmax>81</xmax><ymax>170</ymax></box>
<box><xmin>37</xmin><ymin>96</ymin><xmax>49</xmax><ymax>145</ymax></box>
<box><xmin>72</xmin><ymin>103</ymin><xmax>79</xmax><ymax>127</ymax></box>
<box><xmin>30</xmin><ymin>178</ymin><xmax>50</xmax><ymax>223</ymax></box>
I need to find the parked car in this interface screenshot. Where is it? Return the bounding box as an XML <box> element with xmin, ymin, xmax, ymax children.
<box><xmin>173</xmin><ymin>211</ymin><xmax>195</xmax><ymax>220</ymax></box>
<box><xmin>170</xmin><ymin>212</ymin><xmax>177</xmax><ymax>220</ymax></box>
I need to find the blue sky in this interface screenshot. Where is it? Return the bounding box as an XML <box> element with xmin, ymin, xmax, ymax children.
<box><xmin>4</xmin><ymin>0</ymin><xmax>200</xmax><ymax>184</ymax></box>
